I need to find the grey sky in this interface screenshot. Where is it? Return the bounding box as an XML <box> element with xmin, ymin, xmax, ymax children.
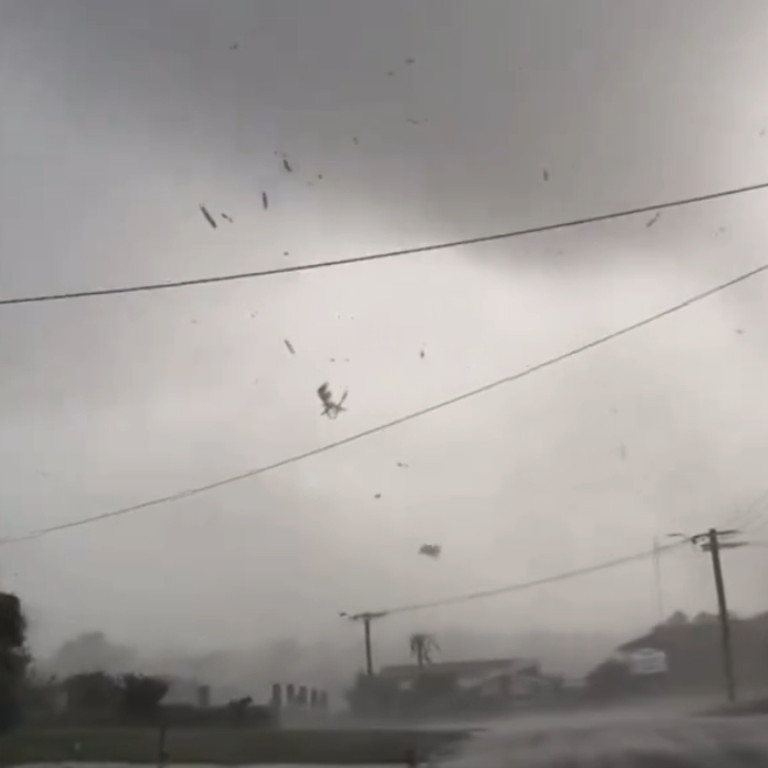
<box><xmin>2</xmin><ymin>0</ymin><xmax>768</xmax><ymax>666</ymax></box>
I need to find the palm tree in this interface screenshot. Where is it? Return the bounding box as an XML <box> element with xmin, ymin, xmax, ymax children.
<box><xmin>409</xmin><ymin>633</ymin><xmax>439</xmax><ymax>669</ymax></box>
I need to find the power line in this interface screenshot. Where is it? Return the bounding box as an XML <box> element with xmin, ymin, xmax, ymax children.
<box><xmin>3</xmin><ymin>180</ymin><xmax>768</xmax><ymax>307</ymax></box>
<box><xmin>346</xmin><ymin>540</ymin><xmax>688</xmax><ymax>618</ymax></box>
<box><xmin>2</xmin><ymin>259</ymin><xmax>767</xmax><ymax>546</ymax></box>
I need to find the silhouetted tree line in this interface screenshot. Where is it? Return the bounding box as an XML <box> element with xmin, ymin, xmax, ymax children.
<box><xmin>62</xmin><ymin>671</ymin><xmax>170</xmax><ymax>719</ymax></box>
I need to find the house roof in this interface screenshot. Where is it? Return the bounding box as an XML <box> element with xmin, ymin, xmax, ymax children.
<box><xmin>378</xmin><ymin>657</ymin><xmax>538</xmax><ymax>681</ymax></box>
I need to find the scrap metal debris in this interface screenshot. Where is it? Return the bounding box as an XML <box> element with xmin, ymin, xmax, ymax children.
<box><xmin>229</xmin><ymin>43</ymin><xmax>239</xmax><ymax>50</ymax></box>
<box><xmin>543</xmin><ymin>169</ymin><xmax>549</xmax><ymax>181</ymax></box>
<box><xmin>374</xmin><ymin>493</ymin><xmax>382</xmax><ymax>499</ymax></box>
<box><xmin>419</xmin><ymin>544</ymin><xmax>441</xmax><ymax>559</ymax></box>
<box><xmin>199</xmin><ymin>204</ymin><xmax>217</xmax><ymax>229</ymax></box>
<box><xmin>353</xmin><ymin>137</ymin><xmax>359</xmax><ymax>145</ymax></box>
<box><xmin>282</xmin><ymin>157</ymin><xmax>293</xmax><ymax>173</ymax></box>
<box><xmin>397</xmin><ymin>462</ymin><xmax>409</xmax><ymax>468</ymax></box>
<box><xmin>262</xmin><ymin>191</ymin><xmax>269</xmax><ymax>210</ymax></box>
<box><xmin>284</xmin><ymin>339</ymin><xmax>296</xmax><ymax>355</ymax></box>
<box><xmin>407</xmin><ymin>118</ymin><xmax>420</xmax><ymax>125</ymax></box>
<box><xmin>646</xmin><ymin>211</ymin><xmax>661</xmax><ymax>228</ymax></box>
<box><xmin>221</xmin><ymin>212</ymin><xmax>233</xmax><ymax>223</ymax></box>
<box><xmin>405</xmin><ymin>58</ymin><xmax>415</xmax><ymax>64</ymax></box>
<box><xmin>419</xmin><ymin>349</ymin><xmax>425</xmax><ymax>359</ymax></box>
<box><xmin>317</xmin><ymin>382</ymin><xmax>347</xmax><ymax>419</ymax></box>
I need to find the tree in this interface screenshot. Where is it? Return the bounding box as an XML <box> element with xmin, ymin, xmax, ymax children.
<box><xmin>0</xmin><ymin>592</ymin><xmax>28</xmax><ymax>732</ymax></box>
<box><xmin>119</xmin><ymin>674</ymin><xmax>169</xmax><ymax>718</ymax></box>
<box><xmin>665</xmin><ymin>611</ymin><xmax>689</xmax><ymax>626</ymax></box>
<box><xmin>586</xmin><ymin>659</ymin><xmax>632</xmax><ymax>698</ymax></box>
<box><xmin>50</xmin><ymin>632</ymin><xmax>135</xmax><ymax>677</ymax></box>
<box><xmin>409</xmin><ymin>633</ymin><xmax>439</xmax><ymax>669</ymax></box>
<box><xmin>64</xmin><ymin>672</ymin><xmax>120</xmax><ymax>711</ymax></box>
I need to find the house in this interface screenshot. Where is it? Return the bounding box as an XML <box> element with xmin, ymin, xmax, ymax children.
<box><xmin>378</xmin><ymin>657</ymin><xmax>545</xmax><ymax>699</ymax></box>
<box><xmin>606</xmin><ymin>612</ymin><xmax>768</xmax><ymax>692</ymax></box>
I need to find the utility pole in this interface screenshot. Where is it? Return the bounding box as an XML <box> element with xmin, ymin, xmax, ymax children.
<box><xmin>652</xmin><ymin>536</ymin><xmax>664</xmax><ymax>623</ymax></box>
<box><xmin>689</xmin><ymin>528</ymin><xmax>746</xmax><ymax>704</ymax></box>
<box><xmin>339</xmin><ymin>610</ymin><xmax>387</xmax><ymax>677</ymax></box>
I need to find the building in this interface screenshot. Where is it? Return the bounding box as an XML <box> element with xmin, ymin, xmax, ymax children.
<box><xmin>602</xmin><ymin>612</ymin><xmax>768</xmax><ymax>694</ymax></box>
<box><xmin>378</xmin><ymin>657</ymin><xmax>546</xmax><ymax>700</ymax></box>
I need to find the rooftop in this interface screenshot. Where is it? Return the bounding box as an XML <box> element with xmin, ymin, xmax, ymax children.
<box><xmin>378</xmin><ymin>657</ymin><xmax>539</xmax><ymax>681</ymax></box>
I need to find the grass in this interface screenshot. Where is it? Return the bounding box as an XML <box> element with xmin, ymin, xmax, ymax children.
<box><xmin>1</xmin><ymin>726</ymin><xmax>471</xmax><ymax>765</ymax></box>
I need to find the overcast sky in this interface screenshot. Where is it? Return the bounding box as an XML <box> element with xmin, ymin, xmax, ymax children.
<box><xmin>2</xmin><ymin>0</ymin><xmax>768</xmax><ymax>661</ymax></box>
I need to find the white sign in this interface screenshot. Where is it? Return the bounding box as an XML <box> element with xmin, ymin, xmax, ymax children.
<box><xmin>627</xmin><ymin>648</ymin><xmax>668</xmax><ymax>676</ymax></box>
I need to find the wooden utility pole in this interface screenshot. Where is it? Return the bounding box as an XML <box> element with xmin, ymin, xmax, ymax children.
<box><xmin>652</xmin><ymin>536</ymin><xmax>664</xmax><ymax>622</ymax></box>
<box><xmin>341</xmin><ymin>610</ymin><xmax>386</xmax><ymax>677</ymax></box>
<box><xmin>691</xmin><ymin>528</ymin><xmax>746</xmax><ymax>703</ymax></box>
<box><xmin>363</xmin><ymin>616</ymin><xmax>374</xmax><ymax>677</ymax></box>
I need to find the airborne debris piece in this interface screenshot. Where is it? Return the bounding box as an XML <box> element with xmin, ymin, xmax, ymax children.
<box><xmin>405</xmin><ymin>58</ymin><xmax>415</xmax><ymax>64</ymax></box>
<box><xmin>736</xmin><ymin>328</ymin><xmax>744</xmax><ymax>335</ymax></box>
<box><xmin>374</xmin><ymin>493</ymin><xmax>382</xmax><ymax>499</ymax></box>
<box><xmin>353</xmin><ymin>137</ymin><xmax>359</xmax><ymax>145</ymax></box>
<box><xmin>387</xmin><ymin>71</ymin><xmax>395</xmax><ymax>76</ymax></box>
<box><xmin>646</xmin><ymin>211</ymin><xmax>661</xmax><ymax>228</ymax></box>
<box><xmin>199</xmin><ymin>204</ymin><xmax>217</xmax><ymax>229</ymax></box>
<box><xmin>284</xmin><ymin>339</ymin><xmax>296</xmax><ymax>355</ymax></box>
<box><xmin>317</xmin><ymin>382</ymin><xmax>348</xmax><ymax>419</ymax></box>
<box><xmin>229</xmin><ymin>43</ymin><xmax>239</xmax><ymax>50</ymax></box>
<box><xmin>419</xmin><ymin>544</ymin><xmax>441</xmax><ymax>559</ymax></box>
<box><xmin>283</xmin><ymin>251</ymin><xmax>290</xmax><ymax>256</ymax></box>
<box><xmin>419</xmin><ymin>349</ymin><xmax>425</xmax><ymax>359</ymax></box>
<box><xmin>396</xmin><ymin>462</ymin><xmax>409</xmax><ymax>468</ymax></box>
<box><xmin>317</xmin><ymin>173</ymin><xmax>323</xmax><ymax>180</ymax></box>
<box><xmin>543</xmin><ymin>169</ymin><xmax>549</xmax><ymax>181</ymax></box>
<box><xmin>282</xmin><ymin>157</ymin><xmax>293</xmax><ymax>173</ymax></box>
<box><xmin>262</xmin><ymin>191</ymin><xmax>269</xmax><ymax>210</ymax></box>
<box><xmin>407</xmin><ymin>118</ymin><xmax>420</xmax><ymax>125</ymax></box>
<box><xmin>221</xmin><ymin>212</ymin><xmax>233</xmax><ymax>223</ymax></box>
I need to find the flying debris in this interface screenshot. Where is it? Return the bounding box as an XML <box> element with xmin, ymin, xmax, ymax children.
<box><xmin>419</xmin><ymin>349</ymin><xmax>425</xmax><ymax>359</ymax></box>
<box><xmin>387</xmin><ymin>71</ymin><xmax>395</xmax><ymax>77</ymax></box>
<box><xmin>283</xmin><ymin>251</ymin><xmax>290</xmax><ymax>256</ymax></box>
<box><xmin>317</xmin><ymin>382</ymin><xmax>348</xmax><ymax>419</ymax></box>
<box><xmin>282</xmin><ymin>157</ymin><xmax>293</xmax><ymax>173</ymax></box>
<box><xmin>374</xmin><ymin>493</ymin><xmax>382</xmax><ymax>499</ymax></box>
<box><xmin>646</xmin><ymin>211</ymin><xmax>662</xmax><ymax>228</ymax></box>
<box><xmin>353</xmin><ymin>137</ymin><xmax>359</xmax><ymax>145</ymax></box>
<box><xmin>405</xmin><ymin>58</ymin><xmax>415</xmax><ymax>64</ymax></box>
<box><xmin>543</xmin><ymin>169</ymin><xmax>549</xmax><ymax>181</ymax></box>
<box><xmin>396</xmin><ymin>462</ymin><xmax>409</xmax><ymax>468</ymax></box>
<box><xmin>419</xmin><ymin>544</ymin><xmax>441</xmax><ymax>559</ymax></box>
<box><xmin>221</xmin><ymin>213</ymin><xmax>233</xmax><ymax>223</ymax></box>
<box><xmin>317</xmin><ymin>173</ymin><xmax>323</xmax><ymax>180</ymax></box>
<box><xmin>736</xmin><ymin>328</ymin><xmax>744</xmax><ymax>335</ymax></box>
<box><xmin>407</xmin><ymin>118</ymin><xmax>420</xmax><ymax>125</ymax></box>
<box><xmin>199</xmin><ymin>204</ymin><xmax>217</xmax><ymax>229</ymax></box>
<box><xmin>262</xmin><ymin>191</ymin><xmax>269</xmax><ymax>210</ymax></box>
<box><xmin>284</xmin><ymin>339</ymin><xmax>296</xmax><ymax>355</ymax></box>
<box><xmin>229</xmin><ymin>43</ymin><xmax>239</xmax><ymax>50</ymax></box>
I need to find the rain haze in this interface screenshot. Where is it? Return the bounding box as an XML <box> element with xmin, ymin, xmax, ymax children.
<box><xmin>2</xmin><ymin>0</ymin><xmax>768</xmax><ymax>697</ymax></box>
